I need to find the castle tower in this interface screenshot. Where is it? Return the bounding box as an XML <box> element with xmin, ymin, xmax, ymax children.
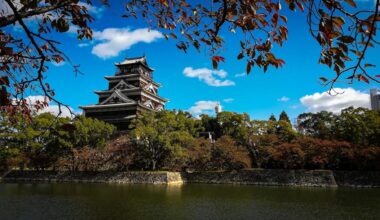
<box><xmin>80</xmin><ymin>56</ymin><xmax>168</xmax><ymax>129</ymax></box>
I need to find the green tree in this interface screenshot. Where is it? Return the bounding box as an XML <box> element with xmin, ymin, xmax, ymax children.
<box><xmin>279</xmin><ymin>111</ymin><xmax>291</xmax><ymax>124</ymax></box>
<box><xmin>200</xmin><ymin>114</ymin><xmax>221</xmax><ymax>138</ymax></box>
<box><xmin>0</xmin><ymin>112</ymin><xmax>73</xmax><ymax>170</ymax></box>
<box><xmin>129</xmin><ymin>110</ymin><xmax>196</xmax><ymax>170</ymax></box>
<box><xmin>216</xmin><ymin>112</ymin><xmax>251</xmax><ymax>143</ymax></box>
<box><xmin>297</xmin><ymin>111</ymin><xmax>336</xmax><ymax>139</ymax></box>
<box><xmin>333</xmin><ymin>107</ymin><xmax>380</xmax><ymax>146</ymax></box>
<box><xmin>72</xmin><ymin>116</ymin><xmax>116</xmax><ymax>149</ymax></box>
<box><xmin>275</xmin><ymin>120</ymin><xmax>298</xmax><ymax>142</ymax></box>
<box><xmin>269</xmin><ymin>114</ymin><xmax>277</xmax><ymax>122</ymax></box>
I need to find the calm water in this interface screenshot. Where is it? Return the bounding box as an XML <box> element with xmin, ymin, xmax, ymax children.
<box><xmin>0</xmin><ymin>183</ymin><xmax>379</xmax><ymax>220</ymax></box>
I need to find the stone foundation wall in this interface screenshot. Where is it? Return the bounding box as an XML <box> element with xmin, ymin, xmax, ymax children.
<box><xmin>184</xmin><ymin>169</ymin><xmax>338</xmax><ymax>187</ymax></box>
<box><xmin>2</xmin><ymin>171</ymin><xmax>183</xmax><ymax>185</ymax></box>
<box><xmin>333</xmin><ymin>171</ymin><xmax>380</xmax><ymax>187</ymax></box>
<box><xmin>2</xmin><ymin>170</ymin><xmax>379</xmax><ymax>187</ymax></box>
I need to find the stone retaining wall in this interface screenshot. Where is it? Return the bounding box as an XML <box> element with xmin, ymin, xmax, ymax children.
<box><xmin>2</xmin><ymin>170</ymin><xmax>380</xmax><ymax>187</ymax></box>
<box><xmin>2</xmin><ymin>171</ymin><xmax>183</xmax><ymax>185</ymax></box>
<box><xmin>184</xmin><ymin>169</ymin><xmax>338</xmax><ymax>187</ymax></box>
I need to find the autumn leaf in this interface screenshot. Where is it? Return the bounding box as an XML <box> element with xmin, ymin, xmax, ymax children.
<box><xmin>320</xmin><ymin>77</ymin><xmax>328</xmax><ymax>82</ymax></box>
<box><xmin>338</xmin><ymin>36</ymin><xmax>355</xmax><ymax>43</ymax></box>
<box><xmin>296</xmin><ymin>2</ymin><xmax>304</xmax><ymax>12</ymax></box>
<box><xmin>246</xmin><ymin>62</ymin><xmax>252</xmax><ymax>74</ymax></box>
<box><xmin>170</xmin><ymin>33</ymin><xmax>177</xmax><ymax>39</ymax></box>
<box><xmin>345</xmin><ymin>0</ymin><xmax>357</xmax><ymax>7</ymax></box>
<box><xmin>212</xmin><ymin>56</ymin><xmax>225</xmax><ymax>63</ymax></box>
<box><xmin>364</xmin><ymin>63</ymin><xmax>376</xmax><ymax>68</ymax></box>
<box><xmin>358</xmin><ymin>74</ymin><xmax>369</xmax><ymax>83</ymax></box>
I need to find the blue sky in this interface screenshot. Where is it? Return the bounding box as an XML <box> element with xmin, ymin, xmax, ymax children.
<box><xmin>6</xmin><ymin>1</ymin><xmax>378</xmax><ymax>122</ymax></box>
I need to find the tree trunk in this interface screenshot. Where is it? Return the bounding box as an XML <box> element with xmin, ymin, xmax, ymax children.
<box><xmin>152</xmin><ymin>160</ymin><xmax>156</xmax><ymax>171</ymax></box>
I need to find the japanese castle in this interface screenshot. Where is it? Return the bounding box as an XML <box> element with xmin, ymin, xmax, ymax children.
<box><xmin>80</xmin><ymin>56</ymin><xmax>168</xmax><ymax>129</ymax></box>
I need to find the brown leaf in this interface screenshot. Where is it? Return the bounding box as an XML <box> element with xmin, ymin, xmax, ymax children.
<box><xmin>358</xmin><ymin>74</ymin><xmax>369</xmax><ymax>83</ymax></box>
<box><xmin>212</xmin><ymin>59</ymin><xmax>218</xmax><ymax>69</ymax></box>
<box><xmin>364</xmin><ymin>63</ymin><xmax>376</xmax><ymax>68</ymax></box>
<box><xmin>246</xmin><ymin>62</ymin><xmax>252</xmax><ymax>74</ymax></box>
<box><xmin>345</xmin><ymin>0</ymin><xmax>357</xmax><ymax>7</ymax></box>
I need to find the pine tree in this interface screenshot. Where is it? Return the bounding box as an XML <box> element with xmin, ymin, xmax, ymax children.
<box><xmin>279</xmin><ymin>111</ymin><xmax>291</xmax><ymax>124</ymax></box>
<box><xmin>269</xmin><ymin>114</ymin><xmax>277</xmax><ymax>121</ymax></box>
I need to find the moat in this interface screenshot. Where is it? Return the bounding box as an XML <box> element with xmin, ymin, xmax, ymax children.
<box><xmin>1</xmin><ymin>183</ymin><xmax>379</xmax><ymax>220</ymax></box>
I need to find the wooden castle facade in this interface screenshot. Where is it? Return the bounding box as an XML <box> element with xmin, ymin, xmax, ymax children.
<box><xmin>80</xmin><ymin>56</ymin><xmax>167</xmax><ymax>129</ymax></box>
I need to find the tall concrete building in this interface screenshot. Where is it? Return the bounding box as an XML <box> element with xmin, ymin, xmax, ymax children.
<box><xmin>370</xmin><ymin>89</ymin><xmax>380</xmax><ymax>111</ymax></box>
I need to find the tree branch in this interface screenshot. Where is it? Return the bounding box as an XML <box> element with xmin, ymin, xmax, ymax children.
<box><xmin>0</xmin><ymin>0</ymin><xmax>76</xmax><ymax>28</ymax></box>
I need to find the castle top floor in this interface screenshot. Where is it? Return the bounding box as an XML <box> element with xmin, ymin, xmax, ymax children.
<box><xmin>114</xmin><ymin>56</ymin><xmax>153</xmax><ymax>79</ymax></box>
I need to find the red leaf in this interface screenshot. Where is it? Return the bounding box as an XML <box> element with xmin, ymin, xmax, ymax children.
<box><xmin>320</xmin><ymin>77</ymin><xmax>328</xmax><ymax>82</ymax></box>
<box><xmin>345</xmin><ymin>0</ymin><xmax>357</xmax><ymax>7</ymax></box>
<box><xmin>296</xmin><ymin>2</ymin><xmax>304</xmax><ymax>12</ymax></box>
<box><xmin>212</xmin><ymin>56</ymin><xmax>225</xmax><ymax>63</ymax></box>
<box><xmin>375</xmin><ymin>75</ymin><xmax>380</xmax><ymax>78</ymax></box>
<box><xmin>358</xmin><ymin>74</ymin><xmax>369</xmax><ymax>84</ymax></box>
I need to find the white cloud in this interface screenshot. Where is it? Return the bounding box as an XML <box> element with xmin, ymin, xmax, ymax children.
<box><xmin>25</xmin><ymin>96</ymin><xmax>76</xmax><ymax>118</ymax></box>
<box><xmin>77</xmin><ymin>2</ymin><xmax>105</xmax><ymax>17</ymax></box>
<box><xmin>0</xmin><ymin>1</ymin><xmax>22</xmax><ymax>16</ymax></box>
<box><xmin>68</xmin><ymin>25</ymin><xmax>79</xmax><ymax>34</ymax></box>
<box><xmin>235</xmin><ymin>72</ymin><xmax>246</xmax><ymax>78</ymax></box>
<box><xmin>223</xmin><ymin>98</ymin><xmax>234</xmax><ymax>103</ymax></box>
<box><xmin>300</xmin><ymin>88</ymin><xmax>370</xmax><ymax>113</ymax></box>
<box><xmin>188</xmin><ymin>101</ymin><xmax>219</xmax><ymax>116</ymax></box>
<box><xmin>183</xmin><ymin>67</ymin><xmax>235</xmax><ymax>87</ymax></box>
<box><xmin>278</xmin><ymin>96</ymin><xmax>290</xmax><ymax>102</ymax></box>
<box><xmin>91</xmin><ymin>28</ymin><xmax>163</xmax><ymax>59</ymax></box>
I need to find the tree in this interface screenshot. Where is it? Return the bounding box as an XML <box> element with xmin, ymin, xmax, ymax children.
<box><xmin>270</xmin><ymin>143</ymin><xmax>305</xmax><ymax>169</ymax></box>
<box><xmin>0</xmin><ymin>112</ymin><xmax>73</xmax><ymax>169</ymax></box>
<box><xmin>279</xmin><ymin>111</ymin><xmax>291</xmax><ymax>124</ymax></box>
<box><xmin>210</xmin><ymin>136</ymin><xmax>251</xmax><ymax>170</ymax></box>
<box><xmin>275</xmin><ymin>120</ymin><xmax>298</xmax><ymax>142</ymax></box>
<box><xmin>1</xmin><ymin>0</ymin><xmax>379</xmax><ymax>118</ymax></box>
<box><xmin>72</xmin><ymin>116</ymin><xmax>116</xmax><ymax>149</ymax></box>
<box><xmin>269</xmin><ymin>114</ymin><xmax>277</xmax><ymax>122</ymax></box>
<box><xmin>129</xmin><ymin>110</ymin><xmax>196</xmax><ymax>170</ymax></box>
<box><xmin>0</xmin><ymin>112</ymin><xmax>115</xmax><ymax>170</ymax></box>
<box><xmin>216</xmin><ymin>111</ymin><xmax>251</xmax><ymax>143</ymax></box>
<box><xmin>200</xmin><ymin>114</ymin><xmax>221</xmax><ymax>138</ymax></box>
<box><xmin>333</xmin><ymin>107</ymin><xmax>380</xmax><ymax>147</ymax></box>
<box><xmin>297</xmin><ymin>111</ymin><xmax>336</xmax><ymax>139</ymax></box>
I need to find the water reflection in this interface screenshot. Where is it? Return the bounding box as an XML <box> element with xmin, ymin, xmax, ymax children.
<box><xmin>0</xmin><ymin>183</ymin><xmax>379</xmax><ymax>220</ymax></box>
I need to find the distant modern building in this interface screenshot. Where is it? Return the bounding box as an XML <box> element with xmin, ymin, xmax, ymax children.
<box><xmin>80</xmin><ymin>56</ymin><xmax>168</xmax><ymax>129</ymax></box>
<box><xmin>215</xmin><ymin>102</ymin><xmax>222</xmax><ymax>114</ymax></box>
<box><xmin>370</xmin><ymin>89</ymin><xmax>380</xmax><ymax>111</ymax></box>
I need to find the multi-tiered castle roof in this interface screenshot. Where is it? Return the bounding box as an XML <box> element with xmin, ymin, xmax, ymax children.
<box><xmin>80</xmin><ymin>56</ymin><xmax>167</xmax><ymax>129</ymax></box>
